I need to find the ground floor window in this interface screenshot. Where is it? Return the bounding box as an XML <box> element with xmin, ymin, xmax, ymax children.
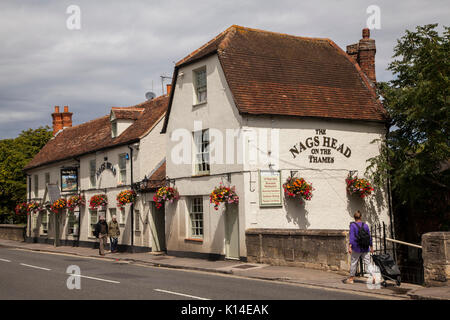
<box><xmin>189</xmin><ymin>197</ymin><xmax>204</xmax><ymax>238</ymax></box>
<box><xmin>120</xmin><ymin>208</ymin><xmax>126</xmax><ymax>226</ymax></box>
<box><xmin>135</xmin><ymin>210</ymin><xmax>140</xmax><ymax>231</ymax></box>
<box><xmin>40</xmin><ymin>211</ymin><xmax>48</xmax><ymax>235</ymax></box>
<box><xmin>67</xmin><ymin>210</ymin><xmax>78</xmax><ymax>235</ymax></box>
<box><xmin>89</xmin><ymin>210</ymin><xmax>98</xmax><ymax>237</ymax></box>
<box><xmin>109</xmin><ymin>208</ymin><xmax>116</xmax><ymax>222</ymax></box>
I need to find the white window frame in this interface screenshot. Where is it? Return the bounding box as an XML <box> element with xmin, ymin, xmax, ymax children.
<box><xmin>89</xmin><ymin>159</ymin><xmax>96</xmax><ymax>188</ymax></box>
<box><xmin>118</xmin><ymin>153</ymin><xmax>127</xmax><ymax>185</ymax></box>
<box><xmin>111</xmin><ymin>120</ymin><xmax>118</xmax><ymax>138</ymax></box>
<box><xmin>45</xmin><ymin>172</ymin><xmax>50</xmax><ymax>186</ymax></box>
<box><xmin>67</xmin><ymin>210</ymin><xmax>78</xmax><ymax>235</ymax></box>
<box><xmin>193</xmin><ymin>129</ymin><xmax>210</xmax><ymax>175</ymax></box>
<box><xmin>193</xmin><ymin>67</ymin><xmax>207</xmax><ymax>105</ymax></box>
<box><xmin>135</xmin><ymin>210</ymin><xmax>140</xmax><ymax>231</ymax></box>
<box><xmin>120</xmin><ymin>208</ymin><xmax>126</xmax><ymax>226</ymax></box>
<box><xmin>34</xmin><ymin>174</ymin><xmax>39</xmax><ymax>198</ymax></box>
<box><xmin>89</xmin><ymin>210</ymin><xmax>98</xmax><ymax>237</ymax></box>
<box><xmin>40</xmin><ymin>211</ymin><xmax>49</xmax><ymax>235</ymax></box>
<box><xmin>189</xmin><ymin>197</ymin><xmax>204</xmax><ymax>239</ymax></box>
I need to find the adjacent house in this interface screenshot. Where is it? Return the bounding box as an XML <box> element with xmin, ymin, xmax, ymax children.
<box><xmin>161</xmin><ymin>25</ymin><xmax>391</xmax><ymax>270</ymax></box>
<box><xmin>24</xmin><ymin>93</ymin><xmax>169</xmax><ymax>252</ymax></box>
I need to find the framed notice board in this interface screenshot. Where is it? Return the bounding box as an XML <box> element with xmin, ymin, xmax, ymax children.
<box><xmin>259</xmin><ymin>170</ymin><xmax>282</xmax><ymax>207</ymax></box>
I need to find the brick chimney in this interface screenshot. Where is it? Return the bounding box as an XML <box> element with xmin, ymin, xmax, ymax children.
<box><xmin>346</xmin><ymin>28</ymin><xmax>376</xmax><ymax>83</ymax></box>
<box><xmin>62</xmin><ymin>106</ymin><xmax>73</xmax><ymax>129</ymax></box>
<box><xmin>51</xmin><ymin>105</ymin><xmax>72</xmax><ymax>136</ymax></box>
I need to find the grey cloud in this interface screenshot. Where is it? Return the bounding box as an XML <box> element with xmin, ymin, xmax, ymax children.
<box><xmin>0</xmin><ymin>0</ymin><xmax>448</xmax><ymax>138</ymax></box>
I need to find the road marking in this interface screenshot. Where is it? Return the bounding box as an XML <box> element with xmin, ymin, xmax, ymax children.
<box><xmin>20</xmin><ymin>263</ymin><xmax>51</xmax><ymax>271</ymax></box>
<box><xmin>0</xmin><ymin>258</ymin><xmax>11</xmax><ymax>262</ymax></box>
<box><xmin>154</xmin><ymin>289</ymin><xmax>210</xmax><ymax>300</ymax></box>
<box><xmin>72</xmin><ymin>274</ymin><xmax>120</xmax><ymax>284</ymax></box>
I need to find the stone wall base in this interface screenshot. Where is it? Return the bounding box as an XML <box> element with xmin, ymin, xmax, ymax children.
<box><xmin>0</xmin><ymin>224</ymin><xmax>26</xmax><ymax>242</ymax></box>
<box><xmin>422</xmin><ymin>232</ymin><xmax>450</xmax><ymax>287</ymax></box>
<box><xmin>246</xmin><ymin>228</ymin><xmax>350</xmax><ymax>272</ymax></box>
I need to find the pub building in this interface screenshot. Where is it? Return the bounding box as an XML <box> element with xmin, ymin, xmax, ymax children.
<box><xmin>162</xmin><ymin>26</ymin><xmax>391</xmax><ymax>270</ymax></box>
<box><xmin>24</xmin><ymin>93</ymin><xmax>169</xmax><ymax>252</ymax></box>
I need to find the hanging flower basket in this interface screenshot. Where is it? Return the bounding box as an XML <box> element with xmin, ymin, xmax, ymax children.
<box><xmin>67</xmin><ymin>195</ymin><xmax>85</xmax><ymax>212</ymax></box>
<box><xmin>346</xmin><ymin>175</ymin><xmax>374</xmax><ymax>198</ymax></box>
<box><xmin>209</xmin><ymin>183</ymin><xmax>239</xmax><ymax>210</ymax></box>
<box><xmin>153</xmin><ymin>186</ymin><xmax>179</xmax><ymax>209</ymax></box>
<box><xmin>283</xmin><ymin>176</ymin><xmax>314</xmax><ymax>203</ymax></box>
<box><xmin>89</xmin><ymin>194</ymin><xmax>108</xmax><ymax>210</ymax></box>
<box><xmin>15</xmin><ymin>202</ymin><xmax>29</xmax><ymax>215</ymax></box>
<box><xmin>117</xmin><ymin>190</ymin><xmax>136</xmax><ymax>208</ymax></box>
<box><xmin>51</xmin><ymin>198</ymin><xmax>67</xmax><ymax>213</ymax></box>
<box><xmin>27</xmin><ymin>201</ymin><xmax>44</xmax><ymax>214</ymax></box>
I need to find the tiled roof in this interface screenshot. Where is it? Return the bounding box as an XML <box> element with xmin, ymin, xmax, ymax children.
<box><xmin>24</xmin><ymin>95</ymin><xmax>169</xmax><ymax>171</ymax></box>
<box><xmin>162</xmin><ymin>25</ymin><xmax>386</xmax><ymax>132</ymax></box>
<box><xmin>111</xmin><ymin>107</ymin><xmax>145</xmax><ymax>120</ymax></box>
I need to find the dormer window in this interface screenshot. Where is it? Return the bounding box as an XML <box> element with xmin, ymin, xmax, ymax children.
<box><xmin>110</xmin><ymin>107</ymin><xmax>144</xmax><ymax>138</ymax></box>
<box><xmin>111</xmin><ymin>120</ymin><xmax>118</xmax><ymax>138</ymax></box>
<box><xmin>194</xmin><ymin>67</ymin><xmax>207</xmax><ymax>105</ymax></box>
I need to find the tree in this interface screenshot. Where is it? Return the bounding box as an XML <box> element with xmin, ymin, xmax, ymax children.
<box><xmin>367</xmin><ymin>24</ymin><xmax>450</xmax><ymax>237</ymax></box>
<box><xmin>0</xmin><ymin>126</ymin><xmax>52</xmax><ymax>224</ymax></box>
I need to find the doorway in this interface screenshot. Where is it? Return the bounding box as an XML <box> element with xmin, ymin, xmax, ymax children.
<box><xmin>225</xmin><ymin>203</ymin><xmax>239</xmax><ymax>259</ymax></box>
<box><xmin>150</xmin><ymin>202</ymin><xmax>166</xmax><ymax>252</ymax></box>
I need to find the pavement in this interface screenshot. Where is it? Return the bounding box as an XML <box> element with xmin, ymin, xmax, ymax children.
<box><xmin>1</xmin><ymin>239</ymin><xmax>448</xmax><ymax>300</ymax></box>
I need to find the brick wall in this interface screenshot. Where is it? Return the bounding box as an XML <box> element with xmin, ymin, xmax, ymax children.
<box><xmin>246</xmin><ymin>229</ymin><xmax>350</xmax><ymax>272</ymax></box>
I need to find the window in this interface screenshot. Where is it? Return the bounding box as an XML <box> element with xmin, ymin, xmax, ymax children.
<box><xmin>89</xmin><ymin>159</ymin><xmax>96</xmax><ymax>188</ymax></box>
<box><xmin>120</xmin><ymin>208</ymin><xmax>126</xmax><ymax>226</ymax></box>
<box><xmin>189</xmin><ymin>197</ymin><xmax>204</xmax><ymax>238</ymax></box>
<box><xmin>118</xmin><ymin>154</ymin><xmax>127</xmax><ymax>184</ymax></box>
<box><xmin>90</xmin><ymin>210</ymin><xmax>98</xmax><ymax>237</ymax></box>
<box><xmin>135</xmin><ymin>210</ymin><xmax>140</xmax><ymax>231</ymax></box>
<box><xmin>194</xmin><ymin>129</ymin><xmax>210</xmax><ymax>174</ymax></box>
<box><xmin>67</xmin><ymin>210</ymin><xmax>78</xmax><ymax>235</ymax></box>
<box><xmin>34</xmin><ymin>174</ymin><xmax>39</xmax><ymax>198</ymax></box>
<box><xmin>109</xmin><ymin>208</ymin><xmax>116</xmax><ymax>221</ymax></box>
<box><xmin>194</xmin><ymin>67</ymin><xmax>207</xmax><ymax>104</ymax></box>
<box><xmin>111</xmin><ymin>120</ymin><xmax>118</xmax><ymax>138</ymax></box>
<box><xmin>45</xmin><ymin>172</ymin><xmax>50</xmax><ymax>186</ymax></box>
<box><xmin>41</xmin><ymin>211</ymin><xmax>48</xmax><ymax>235</ymax></box>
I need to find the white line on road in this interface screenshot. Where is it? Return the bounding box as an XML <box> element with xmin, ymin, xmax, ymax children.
<box><xmin>19</xmin><ymin>263</ymin><xmax>51</xmax><ymax>271</ymax></box>
<box><xmin>154</xmin><ymin>289</ymin><xmax>210</xmax><ymax>300</ymax></box>
<box><xmin>0</xmin><ymin>258</ymin><xmax>11</xmax><ymax>262</ymax></box>
<box><xmin>72</xmin><ymin>274</ymin><xmax>120</xmax><ymax>284</ymax></box>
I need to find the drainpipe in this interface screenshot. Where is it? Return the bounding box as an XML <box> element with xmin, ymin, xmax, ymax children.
<box><xmin>385</xmin><ymin>123</ymin><xmax>396</xmax><ymax>259</ymax></box>
<box><xmin>128</xmin><ymin>145</ymin><xmax>134</xmax><ymax>253</ymax></box>
<box><xmin>27</xmin><ymin>174</ymin><xmax>31</xmax><ymax>239</ymax></box>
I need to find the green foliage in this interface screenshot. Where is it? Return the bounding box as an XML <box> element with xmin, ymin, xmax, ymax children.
<box><xmin>0</xmin><ymin>126</ymin><xmax>52</xmax><ymax>224</ymax></box>
<box><xmin>366</xmin><ymin>24</ymin><xmax>449</xmax><ymax>232</ymax></box>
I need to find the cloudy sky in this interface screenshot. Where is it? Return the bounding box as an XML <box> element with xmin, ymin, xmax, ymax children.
<box><xmin>0</xmin><ymin>0</ymin><xmax>448</xmax><ymax>139</ymax></box>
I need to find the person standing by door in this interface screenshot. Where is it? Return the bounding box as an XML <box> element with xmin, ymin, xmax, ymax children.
<box><xmin>94</xmin><ymin>215</ymin><xmax>108</xmax><ymax>256</ymax></box>
<box><xmin>108</xmin><ymin>215</ymin><xmax>120</xmax><ymax>253</ymax></box>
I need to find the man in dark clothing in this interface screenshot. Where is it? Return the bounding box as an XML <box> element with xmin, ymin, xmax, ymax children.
<box><xmin>344</xmin><ymin>210</ymin><xmax>374</xmax><ymax>284</ymax></box>
<box><xmin>94</xmin><ymin>215</ymin><xmax>108</xmax><ymax>256</ymax></box>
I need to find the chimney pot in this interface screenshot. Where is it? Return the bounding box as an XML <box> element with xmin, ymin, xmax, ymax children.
<box><xmin>166</xmin><ymin>84</ymin><xmax>172</xmax><ymax>95</ymax></box>
<box><xmin>54</xmin><ymin>106</ymin><xmax>60</xmax><ymax>113</ymax></box>
<box><xmin>362</xmin><ymin>28</ymin><xmax>370</xmax><ymax>39</ymax></box>
<box><xmin>64</xmin><ymin>106</ymin><xmax>69</xmax><ymax>112</ymax></box>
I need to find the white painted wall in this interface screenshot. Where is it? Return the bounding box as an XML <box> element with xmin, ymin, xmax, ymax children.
<box><xmin>164</xmin><ymin>53</ymin><xmax>391</xmax><ymax>258</ymax></box>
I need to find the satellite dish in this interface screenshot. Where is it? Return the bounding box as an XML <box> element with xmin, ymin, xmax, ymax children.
<box><xmin>145</xmin><ymin>91</ymin><xmax>156</xmax><ymax>100</ymax></box>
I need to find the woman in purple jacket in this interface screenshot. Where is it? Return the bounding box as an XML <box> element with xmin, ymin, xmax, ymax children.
<box><xmin>344</xmin><ymin>210</ymin><xmax>374</xmax><ymax>284</ymax></box>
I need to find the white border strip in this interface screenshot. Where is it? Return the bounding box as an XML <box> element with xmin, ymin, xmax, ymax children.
<box><xmin>0</xmin><ymin>258</ymin><xmax>11</xmax><ymax>262</ymax></box>
<box><xmin>72</xmin><ymin>274</ymin><xmax>120</xmax><ymax>284</ymax></box>
<box><xmin>20</xmin><ymin>263</ymin><xmax>51</xmax><ymax>271</ymax></box>
<box><xmin>154</xmin><ymin>289</ymin><xmax>210</xmax><ymax>300</ymax></box>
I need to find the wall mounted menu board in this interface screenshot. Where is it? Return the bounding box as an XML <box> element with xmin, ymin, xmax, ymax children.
<box><xmin>259</xmin><ymin>170</ymin><xmax>282</xmax><ymax>207</ymax></box>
